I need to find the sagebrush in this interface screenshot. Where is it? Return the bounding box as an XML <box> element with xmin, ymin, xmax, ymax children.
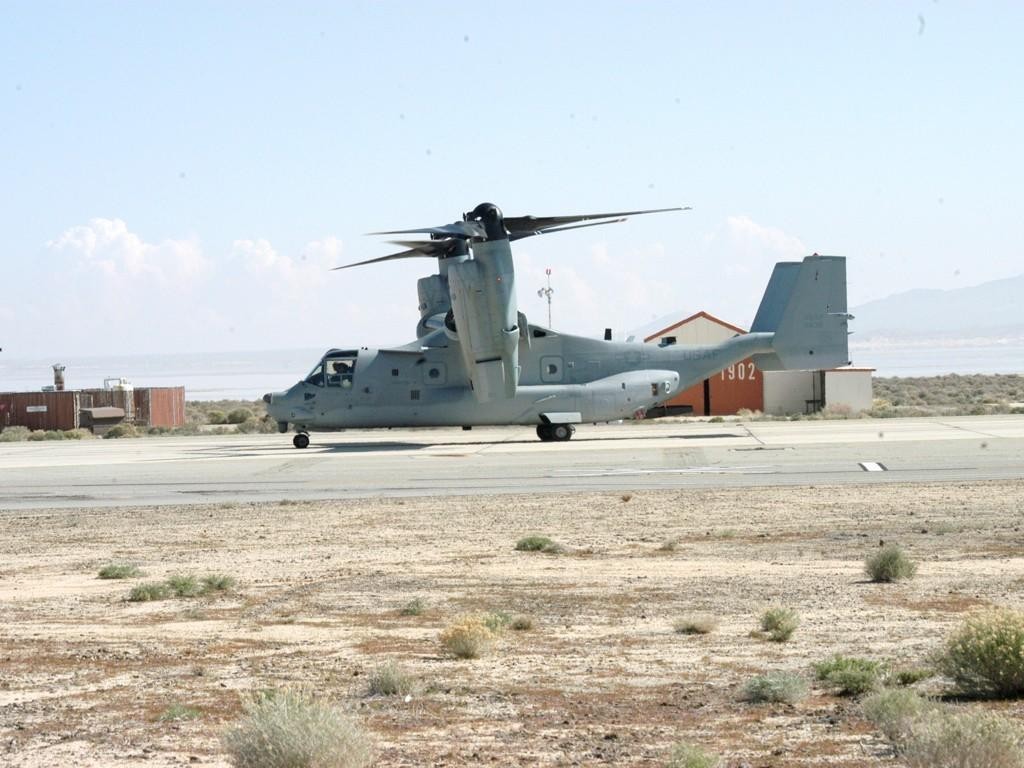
<box><xmin>366</xmin><ymin>661</ymin><xmax>415</xmax><ymax>697</ymax></box>
<box><xmin>742</xmin><ymin>672</ymin><xmax>808</xmax><ymax>704</ymax></box>
<box><xmin>814</xmin><ymin>655</ymin><xmax>884</xmax><ymax>696</ymax></box>
<box><xmin>865</xmin><ymin>543</ymin><xmax>917</xmax><ymax>582</ymax></box>
<box><xmin>515</xmin><ymin>535</ymin><xmax>562</xmax><ymax>553</ymax></box>
<box><xmin>439</xmin><ymin>617</ymin><xmax>495</xmax><ymax>659</ymax></box>
<box><xmin>222</xmin><ymin>688</ymin><xmax>373</xmax><ymax>768</ymax></box>
<box><xmin>934</xmin><ymin>609</ymin><xmax>1024</xmax><ymax>698</ymax></box>
<box><xmin>902</xmin><ymin>708</ymin><xmax>1024</xmax><ymax>768</ymax></box>
<box><xmin>98</xmin><ymin>563</ymin><xmax>142</xmax><ymax>579</ymax></box>
<box><xmin>673</xmin><ymin>614</ymin><xmax>718</xmax><ymax>635</ymax></box>
<box><xmin>861</xmin><ymin>688</ymin><xmax>935</xmax><ymax>744</ymax></box>
<box><xmin>665</xmin><ymin>742</ymin><xmax>720</xmax><ymax>768</ymax></box>
<box><xmin>760</xmin><ymin>607</ymin><xmax>799</xmax><ymax>642</ymax></box>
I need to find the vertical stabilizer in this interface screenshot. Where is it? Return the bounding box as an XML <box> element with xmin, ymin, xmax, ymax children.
<box><xmin>751</xmin><ymin>255</ymin><xmax>851</xmax><ymax>371</ymax></box>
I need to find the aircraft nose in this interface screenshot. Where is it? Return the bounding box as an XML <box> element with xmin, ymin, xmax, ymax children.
<box><xmin>262</xmin><ymin>393</ymin><xmax>272</xmax><ymax>404</ymax></box>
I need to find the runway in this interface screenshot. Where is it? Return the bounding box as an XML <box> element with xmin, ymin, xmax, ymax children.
<box><xmin>1</xmin><ymin>415</ymin><xmax>1022</xmax><ymax>510</ymax></box>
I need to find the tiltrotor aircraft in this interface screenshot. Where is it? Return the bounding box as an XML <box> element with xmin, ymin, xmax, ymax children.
<box><xmin>264</xmin><ymin>203</ymin><xmax>850</xmax><ymax>448</ymax></box>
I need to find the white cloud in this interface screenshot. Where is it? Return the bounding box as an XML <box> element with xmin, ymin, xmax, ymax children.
<box><xmin>25</xmin><ymin>215</ymin><xmax>809</xmax><ymax>355</ymax></box>
<box><xmin>231</xmin><ymin>235</ymin><xmax>344</xmax><ymax>291</ymax></box>
<box><xmin>48</xmin><ymin>218</ymin><xmax>208</xmax><ymax>284</ymax></box>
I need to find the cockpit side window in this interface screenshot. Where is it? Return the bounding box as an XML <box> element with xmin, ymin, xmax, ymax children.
<box><xmin>325</xmin><ymin>356</ymin><xmax>357</xmax><ymax>388</ymax></box>
<box><xmin>304</xmin><ymin>363</ymin><xmax>325</xmax><ymax>387</ymax></box>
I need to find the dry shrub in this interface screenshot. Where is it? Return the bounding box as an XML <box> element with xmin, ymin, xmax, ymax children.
<box><xmin>98</xmin><ymin>562</ymin><xmax>142</xmax><ymax>579</ymax></box>
<box><xmin>742</xmin><ymin>672</ymin><xmax>808</xmax><ymax>704</ymax></box>
<box><xmin>510</xmin><ymin>615</ymin><xmax>534</xmax><ymax>631</ymax></box>
<box><xmin>439</xmin><ymin>617</ymin><xmax>495</xmax><ymax>659</ymax></box>
<box><xmin>865</xmin><ymin>543</ymin><xmax>917</xmax><ymax>582</ymax></box>
<box><xmin>103</xmin><ymin>423</ymin><xmax>139</xmax><ymax>439</ymax></box>
<box><xmin>0</xmin><ymin>426</ymin><xmax>31</xmax><ymax>442</ymax></box>
<box><xmin>222</xmin><ymin>688</ymin><xmax>373</xmax><ymax>768</ymax></box>
<box><xmin>814</xmin><ymin>655</ymin><xmax>884</xmax><ymax>696</ymax></box>
<box><xmin>665</xmin><ymin>742</ymin><xmax>720</xmax><ymax>768</ymax></box>
<box><xmin>515</xmin><ymin>535</ymin><xmax>563</xmax><ymax>553</ymax></box>
<box><xmin>128</xmin><ymin>582</ymin><xmax>170</xmax><ymax>602</ymax></box>
<box><xmin>398</xmin><ymin>597</ymin><xmax>426</xmax><ymax>616</ymax></box>
<box><xmin>861</xmin><ymin>688</ymin><xmax>936</xmax><ymax>744</ymax></box>
<box><xmin>366</xmin><ymin>661</ymin><xmax>415</xmax><ymax>697</ymax></box>
<box><xmin>166</xmin><ymin>574</ymin><xmax>204</xmax><ymax>598</ymax></box>
<box><xmin>760</xmin><ymin>607</ymin><xmax>799</xmax><ymax>642</ymax></box>
<box><xmin>934</xmin><ymin>608</ymin><xmax>1024</xmax><ymax>698</ymax></box>
<box><xmin>902</xmin><ymin>708</ymin><xmax>1024</xmax><ymax>768</ymax></box>
<box><xmin>481</xmin><ymin>611</ymin><xmax>512</xmax><ymax>632</ymax></box>
<box><xmin>673</xmin><ymin>614</ymin><xmax>718</xmax><ymax>635</ymax></box>
<box><xmin>892</xmin><ymin>666</ymin><xmax>934</xmax><ymax>687</ymax></box>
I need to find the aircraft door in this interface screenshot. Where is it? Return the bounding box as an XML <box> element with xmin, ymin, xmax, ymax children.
<box><xmin>540</xmin><ymin>355</ymin><xmax>563</xmax><ymax>383</ymax></box>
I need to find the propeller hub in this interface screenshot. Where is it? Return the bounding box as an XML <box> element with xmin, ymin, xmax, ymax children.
<box><xmin>465</xmin><ymin>202</ymin><xmax>507</xmax><ymax>241</ymax></box>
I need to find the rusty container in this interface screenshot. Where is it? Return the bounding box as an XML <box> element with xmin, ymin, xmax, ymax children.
<box><xmin>0</xmin><ymin>391</ymin><xmax>80</xmax><ymax>431</ymax></box>
<box><xmin>134</xmin><ymin>387</ymin><xmax>186</xmax><ymax>428</ymax></box>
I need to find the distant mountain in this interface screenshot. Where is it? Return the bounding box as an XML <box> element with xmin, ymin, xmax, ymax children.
<box><xmin>851</xmin><ymin>274</ymin><xmax>1024</xmax><ymax>339</ymax></box>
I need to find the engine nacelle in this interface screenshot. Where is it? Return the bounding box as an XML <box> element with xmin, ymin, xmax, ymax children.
<box><xmin>448</xmin><ymin>239</ymin><xmax>520</xmax><ymax>402</ymax></box>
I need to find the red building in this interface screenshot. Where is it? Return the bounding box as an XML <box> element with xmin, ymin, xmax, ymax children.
<box><xmin>644</xmin><ymin>311</ymin><xmax>764</xmax><ymax>416</ymax></box>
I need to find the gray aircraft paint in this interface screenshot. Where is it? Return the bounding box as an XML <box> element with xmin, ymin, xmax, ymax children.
<box><xmin>266</xmin><ymin>255</ymin><xmax>850</xmax><ymax>439</ymax></box>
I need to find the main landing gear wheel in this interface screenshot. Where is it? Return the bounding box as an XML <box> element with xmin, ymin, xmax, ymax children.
<box><xmin>293</xmin><ymin>432</ymin><xmax>310</xmax><ymax>449</ymax></box>
<box><xmin>537</xmin><ymin>424</ymin><xmax>575</xmax><ymax>442</ymax></box>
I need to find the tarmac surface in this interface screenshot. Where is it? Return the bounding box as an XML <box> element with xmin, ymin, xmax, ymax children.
<box><xmin>1</xmin><ymin>415</ymin><xmax>1022</xmax><ymax>510</ymax></box>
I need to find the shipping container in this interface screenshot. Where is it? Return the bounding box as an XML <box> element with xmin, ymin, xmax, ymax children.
<box><xmin>0</xmin><ymin>391</ymin><xmax>81</xmax><ymax>431</ymax></box>
<box><xmin>134</xmin><ymin>387</ymin><xmax>186</xmax><ymax>428</ymax></box>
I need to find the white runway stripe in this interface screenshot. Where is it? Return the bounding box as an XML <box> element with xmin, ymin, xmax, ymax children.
<box><xmin>859</xmin><ymin>461</ymin><xmax>887</xmax><ymax>472</ymax></box>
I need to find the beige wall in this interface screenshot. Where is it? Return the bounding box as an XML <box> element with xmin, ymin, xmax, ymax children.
<box><xmin>763</xmin><ymin>371</ymin><xmax>818</xmax><ymax>415</ymax></box>
<box><xmin>763</xmin><ymin>369</ymin><xmax>873</xmax><ymax>414</ymax></box>
<box><xmin>824</xmin><ymin>370</ymin><xmax>874</xmax><ymax>413</ymax></box>
<box><xmin>647</xmin><ymin>315</ymin><xmax>739</xmax><ymax>346</ymax></box>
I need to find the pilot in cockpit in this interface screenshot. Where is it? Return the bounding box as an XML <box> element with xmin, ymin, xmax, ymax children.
<box><xmin>328</xmin><ymin>361</ymin><xmax>353</xmax><ymax>388</ymax></box>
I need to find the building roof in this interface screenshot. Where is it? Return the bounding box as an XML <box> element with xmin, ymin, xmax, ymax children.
<box><xmin>644</xmin><ymin>310</ymin><xmax>748</xmax><ymax>342</ymax></box>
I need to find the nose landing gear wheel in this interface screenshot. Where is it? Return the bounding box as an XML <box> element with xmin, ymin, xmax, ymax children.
<box><xmin>293</xmin><ymin>432</ymin><xmax>310</xmax><ymax>449</ymax></box>
<box><xmin>536</xmin><ymin>424</ymin><xmax>553</xmax><ymax>442</ymax></box>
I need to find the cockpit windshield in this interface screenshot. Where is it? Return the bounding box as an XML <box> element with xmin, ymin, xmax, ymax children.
<box><xmin>304</xmin><ymin>351</ymin><xmax>358</xmax><ymax>388</ymax></box>
<box><xmin>304</xmin><ymin>362</ymin><xmax>325</xmax><ymax>387</ymax></box>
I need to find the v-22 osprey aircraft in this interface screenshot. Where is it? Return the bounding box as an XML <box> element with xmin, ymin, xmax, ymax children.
<box><xmin>264</xmin><ymin>203</ymin><xmax>851</xmax><ymax>447</ymax></box>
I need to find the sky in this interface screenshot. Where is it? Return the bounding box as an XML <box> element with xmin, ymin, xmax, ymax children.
<box><xmin>1</xmin><ymin>1</ymin><xmax>1022</xmax><ymax>358</ymax></box>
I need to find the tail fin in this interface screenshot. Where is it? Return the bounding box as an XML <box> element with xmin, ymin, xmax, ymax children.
<box><xmin>751</xmin><ymin>255</ymin><xmax>851</xmax><ymax>371</ymax></box>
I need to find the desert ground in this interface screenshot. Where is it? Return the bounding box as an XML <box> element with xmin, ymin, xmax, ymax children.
<box><xmin>2</xmin><ymin>480</ymin><xmax>1023</xmax><ymax>766</ymax></box>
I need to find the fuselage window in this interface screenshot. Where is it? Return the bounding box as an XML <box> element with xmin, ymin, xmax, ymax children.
<box><xmin>428</xmin><ymin>367</ymin><xmax>441</xmax><ymax>379</ymax></box>
<box><xmin>325</xmin><ymin>357</ymin><xmax>356</xmax><ymax>388</ymax></box>
<box><xmin>546</xmin><ymin>363</ymin><xmax>558</xmax><ymax>375</ymax></box>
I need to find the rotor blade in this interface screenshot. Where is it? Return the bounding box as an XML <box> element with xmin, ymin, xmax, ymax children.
<box><xmin>368</xmin><ymin>221</ymin><xmax>486</xmax><ymax>239</ymax></box>
<box><xmin>386</xmin><ymin>239</ymin><xmax>459</xmax><ymax>257</ymax></box>
<box><xmin>508</xmin><ymin>217</ymin><xmax>628</xmax><ymax>242</ymax></box>
<box><xmin>504</xmin><ymin>206</ymin><xmax>690</xmax><ymax>234</ymax></box>
<box><xmin>332</xmin><ymin>248</ymin><xmax>436</xmax><ymax>270</ymax></box>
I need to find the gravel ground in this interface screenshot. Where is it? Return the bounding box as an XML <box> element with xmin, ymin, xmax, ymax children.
<box><xmin>2</xmin><ymin>480</ymin><xmax>1023</xmax><ymax>767</ymax></box>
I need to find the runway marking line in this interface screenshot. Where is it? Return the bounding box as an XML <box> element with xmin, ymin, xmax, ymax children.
<box><xmin>552</xmin><ymin>466</ymin><xmax>774</xmax><ymax>477</ymax></box>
